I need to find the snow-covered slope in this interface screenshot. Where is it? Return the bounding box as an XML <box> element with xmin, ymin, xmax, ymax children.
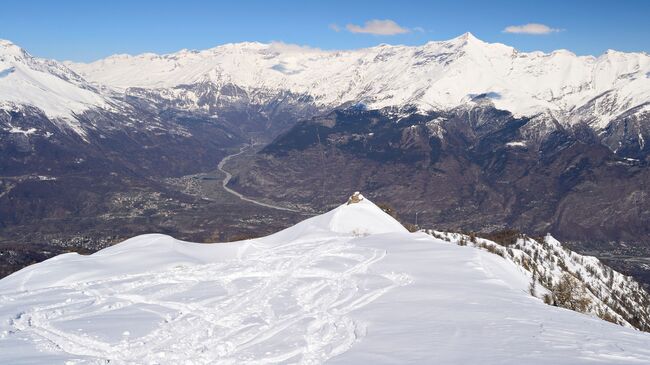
<box><xmin>427</xmin><ymin>230</ymin><xmax>650</xmax><ymax>332</ymax></box>
<box><xmin>0</xmin><ymin>40</ymin><xmax>112</xmax><ymax>124</ymax></box>
<box><xmin>1</xmin><ymin>194</ymin><xmax>650</xmax><ymax>364</ymax></box>
<box><xmin>68</xmin><ymin>33</ymin><xmax>650</xmax><ymax>129</ymax></box>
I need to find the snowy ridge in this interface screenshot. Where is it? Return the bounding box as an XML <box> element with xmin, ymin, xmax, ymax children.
<box><xmin>2</xmin><ymin>195</ymin><xmax>650</xmax><ymax>364</ymax></box>
<box><xmin>427</xmin><ymin>230</ymin><xmax>650</xmax><ymax>332</ymax></box>
<box><xmin>0</xmin><ymin>39</ymin><xmax>113</xmax><ymax>133</ymax></box>
<box><xmin>67</xmin><ymin>33</ymin><xmax>650</xmax><ymax>129</ymax></box>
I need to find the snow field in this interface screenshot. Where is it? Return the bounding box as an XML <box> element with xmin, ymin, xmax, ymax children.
<box><xmin>1</xmin><ymin>198</ymin><xmax>650</xmax><ymax>364</ymax></box>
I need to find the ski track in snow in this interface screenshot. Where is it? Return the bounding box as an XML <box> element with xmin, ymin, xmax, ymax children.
<box><xmin>0</xmin><ymin>235</ymin><xmax>405</xmax><ymax>364</ymax></box>
<box><xmin>218</xmin><ymin>145</ymin><xmax>299</xmax><ymax>213</ymax></box>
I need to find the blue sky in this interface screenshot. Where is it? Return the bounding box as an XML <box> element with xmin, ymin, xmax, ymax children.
<box><xmin>1</xmin><ymin>0</ymin><xmax>648</xmax><ymax>61</ymax></box>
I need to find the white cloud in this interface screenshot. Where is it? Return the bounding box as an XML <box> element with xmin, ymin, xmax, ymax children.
<box><xmin>329</xmin><ymin>23</ymin><xmax>341</xmax><ymax>32</ymax></box>
<box><xmin>345</xmin><ymin>19</ymin><xmax>410</xmax><ymax>35</ymax></box>
<box><xmin>503</xmin><ymin>23</ymin><xmax>562</xmax><ymax>35</ymax></box>
<box><xmin>268</xmin><ymin>42</ymin><xmax>324</xmax><ymax>54</ymax></box>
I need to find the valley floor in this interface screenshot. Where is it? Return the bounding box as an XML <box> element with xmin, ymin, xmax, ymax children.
<box><xmin>217</xmin><ymin>144</ymin><xmax>301</xmax><ymax>212</ymax></box>
<box><xmin>0</xmin><ymin>143</ymin><xmax>310</xmax><ymax>279</ymax></box>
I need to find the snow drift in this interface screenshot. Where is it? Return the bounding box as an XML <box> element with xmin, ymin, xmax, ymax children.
<box><xmin>1</xmin><ymin>195</ymin><xmax>650</xmax><ymax>364</ymax></box>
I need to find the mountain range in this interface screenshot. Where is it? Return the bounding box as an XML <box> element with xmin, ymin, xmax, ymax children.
<box><xmin>68</xmin><ymin>33</ymin><xmax>650</xmax><ymax>132</ymax></box>
<box><xmin>3</xmin><ymin>33</ymin><xmax>650</xmax><ymax>140</ymax></box>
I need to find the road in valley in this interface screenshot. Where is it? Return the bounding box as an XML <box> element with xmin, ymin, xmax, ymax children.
<box><xmin>218</xmin><ymin>145</ymin><xmax>299</xmax><ymax>212</ymax></box>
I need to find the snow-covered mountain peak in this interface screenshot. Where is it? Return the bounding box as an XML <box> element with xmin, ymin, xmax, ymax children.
<box><xmin>393</xmin><ymin>32</ymin><xmax>512</xmax><ymax>60</ymax></box>
<box><xmin>0</xmin><ymin>39</ymin><xmax>114</xmax><ymax>129</ymax></box>
<box><xmin>0</xmin><ymin>39</ymin><xmax>30</xmax><ymax>60</ymax></box>
<box><xmin>267</xmin><ymin>193</ymin><xmax>408</xmax><ymax>243</ymax></box>
<box><xmin>308</xmin><ymin>193</ymin><xmax>407</xmax><ymax>235</ymax></box>
<box><xmin>457</xmin><ymin>31</ymin><xmax>478</xmax><ymax>40</ymax></box>
<box><xmin>446</xmin><ymin>31</ymin><xmax>487</xmax><ymax>47</ymax></box>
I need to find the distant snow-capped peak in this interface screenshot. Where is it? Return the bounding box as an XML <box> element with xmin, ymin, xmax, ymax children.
<box><xmin>0</xmin><ymin>39</ymin><xmax>111</xmax><ymax>123</ymax></box>
<box><xmin>65</xmin><ymin>33</ymin><xmax>650</xmax><ymax>129</ymax></box>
